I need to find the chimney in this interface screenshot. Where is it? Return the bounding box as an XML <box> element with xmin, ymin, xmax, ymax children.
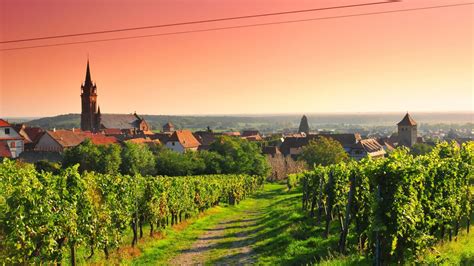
<box><xmin>53</xmin><ymin>128</ymin><xmax>56</xmax><ymax>132</ymax></box>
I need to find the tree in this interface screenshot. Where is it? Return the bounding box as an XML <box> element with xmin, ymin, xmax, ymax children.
<box><xmin>120</xmin><ymin>142</ymin><xmax>156</xmax><ymax>176</ymax></box>
<box><xmin>155</xmin><ymin>149</ymin><xmax>205</xmax><ymax>176</ymax></box>
<box><xmin>63</xmin><ymin>139</ymin><xmax>121</xmax><ymax>174</ymax></box>
<box><xmin>410</xmin><ymin>143</ymin><xmax>433</xmax><ymax>156</ymax></box>
<box><xmin>196</xmin><ymin>150</ymin><xmax>223</xmax><ymax>174</ymax></box>
<box><xmin>299</xmin><ymin>137</ymin><xmax>349</xmax><ymax>167</ymax></box>
<box><xmin>97</xmin><ymin>144</ymin><xmax>122</xmax><ymax>175</ymax></box>
<box><xmin>63</xmin><ymin>139</ymin><xmax>101</xmax><ymax>173</ymax></box>
<box><xmin>209</xmin><ymin>136</ymin><xmax>270</xmax><ymax>177</ymax></box>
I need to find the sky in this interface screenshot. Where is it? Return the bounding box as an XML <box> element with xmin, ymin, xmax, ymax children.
<box><xmin>0</xmin><ymin>0</ymin><xmax>473</xmax><ymax>117</ymax></box>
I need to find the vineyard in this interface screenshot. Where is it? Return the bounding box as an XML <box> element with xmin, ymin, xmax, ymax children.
<box><xmin>0</xmin><ymin>159</ymin><xmax>264</xmax><ymax>264</ymax></box>
<box><xmin>0</xmin><ymin>141</ymin><xmax>472</xmax><ymax>265</ymax></box>
<box><xmin>291</xmin><ymin>141</ymin><xmax>473</xmax><ymax>264</ymax></box>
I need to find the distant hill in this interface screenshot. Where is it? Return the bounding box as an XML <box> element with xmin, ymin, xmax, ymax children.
<box><xmin>27</xmin><ymin>114</ymin><xmax>81</xmax><ymax>129</ymax></box>
<box><xmin>25</xmin><ymin>112</ymin><xmax>473</xmax><ymax>132</ymax></box>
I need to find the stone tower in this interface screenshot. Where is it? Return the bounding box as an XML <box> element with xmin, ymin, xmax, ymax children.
<box><xmin>298</xmin><ymin>115</ymin><xmax>310</xmax><ymax>135</ymax></box>
<box><xmin>80</xmin><ymin>60</ymin><xmax>100</xmax><ymax>132</ymax></box>
<box><xmin>397</xmin><ymin>113</ymin><xmax>417</xmax><ymax>147</ymax></box>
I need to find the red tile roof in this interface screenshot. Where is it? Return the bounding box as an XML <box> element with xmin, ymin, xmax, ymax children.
<box><xmin>21</xmin><ymin>127</ymin><xmax>45</xmax><ymax>144</ymax></box>
<box><xmin>0</xmin><ymin>119</ymin><xmax>11</xmax><ymax>127</ymax></box>
<box><xmin>242</xmin><ymin>130</ymin><xmax>260</xmax><ymax>137</ymax></box>
<box><xmin>359</xmin><ymin>139</ymin><xmax>385</xmax><ymax>153</ymax></box>
<box><xmin>87</xmin><ymin>134</ymin><xmax>118</xmax><ymax>145</ymax></box>
<box><xmin>126</xmin><ymin>137</ymin><xmax>159</xmax><ymax>144</ymax></box>
<box><xmin>47</xmin><ymin>130</ymin><xmax>85</xmax><ymax>148</ymax></box>
<box><xmin>47</xmin><ymin>130</ymin><xmax>118</xmax><ymax>148</ymax></box>
<box><xmin>102</xmin><ymin>128</ymin><xmax>123</xmax><ymax>135</ymax></box>
<box><xmin>193</xmin><ymin>131</ymin><xmax>217</xmax><ymax>146</ymax></box>
<box><xmin>0</xmin><ymin>141</ymin><xmax>12</xmax><ymax>158</ymax></box>
<box><xmin>168</xmin><ymin>130</ymin><xmax>201</xmax><ymax>149</ymax></box>
<box><xmin>222</xmin><ymin>132</ymin><xmax>241</xmax><ymax>136</ymax></box>
<box><xmin>13</xmin><ymin>124</ymin><xmax>31</xmax><ymax>143</ymax></box>
<box><xmin>243</xmin><ymin>135</ymin><xmax>263</xmax><ymax>141</ymax></box>
<box><xmin>313</xmin><ymin>133</ymin><xmax>361</xmax><ymax>146</ymax></box>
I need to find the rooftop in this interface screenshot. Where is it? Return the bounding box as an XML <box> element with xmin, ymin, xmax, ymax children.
<box><xmin>168</xmin><ymin>130</ymin><xmax>201</xmax><ymax>148</ymax></box>
<box><xmin>397</xmin><ymin>113</ymin><xmax>417</xmax><ymax>126</ymax></box>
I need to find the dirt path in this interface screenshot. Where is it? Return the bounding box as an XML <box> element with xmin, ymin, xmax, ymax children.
<box><xmin>169</xmin><ymin>211</ymin><xmax>262</xmax><ymax>265</ymax></box>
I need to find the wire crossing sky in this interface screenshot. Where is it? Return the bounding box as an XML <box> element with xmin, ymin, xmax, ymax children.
<box><xmin>0</xmin><ymin>0</ymin><xmax>472</xmax><ymax>117</ymax></box>
<box><xmin>1</xmin><ymin>1</ymin><xmax>397</xmax><ymax>44</ymax></box>
<box><xmin>1</xmin><ymin>2</ymin><xmax>472</xmax><ymax>52</ymax></box>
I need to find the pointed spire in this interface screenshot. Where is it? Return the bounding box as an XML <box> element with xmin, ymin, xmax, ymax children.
<box><xmin>397</xmin><ymin>113</ymin><xmax>417</xmax><ymax>126</ymax></box>
<box><xmin>84</xmin><ymin>59</ymin><xmax>93</xmax><ymax>86</ymax></box>
<box><xmin>298</xmin><ymin>115</ymin><xmax>310</xmax><ymax>134</ymax></box>
<box><xmin>97</xmin><ymin>105</ymin><xmax>101</xmax><ymax>115</ymax></box>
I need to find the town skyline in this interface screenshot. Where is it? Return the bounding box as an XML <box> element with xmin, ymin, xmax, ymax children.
<box><xmin>1</xmin><ymin>0</ymin><xmax>473</xmax><ymax>117</ymax></box>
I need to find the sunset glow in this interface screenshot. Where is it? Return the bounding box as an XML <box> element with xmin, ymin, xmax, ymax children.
<box><xmin>1</xmin><ymin>0</ymin><xmax>473</xmax><ymax>117</ymax></box>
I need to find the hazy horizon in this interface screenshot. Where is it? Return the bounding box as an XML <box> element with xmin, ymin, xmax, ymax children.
<box><xmin>3</xmin><ymin>110</ymin><xmax>473</xmax><ymax>119</ymax></box>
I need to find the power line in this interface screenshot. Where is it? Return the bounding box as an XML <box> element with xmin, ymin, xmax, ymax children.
<box><xmin>0</xmin><ymin>1</ymin><xmax>396</xmax><ymax>44</ymax></box>
<box><xmin>1</xmin><ymin>2</ymin><xmax>472</xmax><ymax>52</ymax></box>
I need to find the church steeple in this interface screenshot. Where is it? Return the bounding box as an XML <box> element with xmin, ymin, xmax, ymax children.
<box><xmin>298</xmin><ymin>115</ymin><xmax>310</xmax><ymax>135</ymax></box>
<box><xmin>84</xmin><ymin>60</ymin><xmax>92</xmax><ymax>87</ymax></box>
<box><xmin>81</xmin><ymin>60</ymin><xmax>99</xmax><ymax>132</ymax></box>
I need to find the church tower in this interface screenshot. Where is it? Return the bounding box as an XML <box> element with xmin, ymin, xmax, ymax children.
<box><xmin>298</xmin><ymin>115</ymin><xmax>310</xmax><ymax>135</ymax></box>
<box><xmin>80</xmin><ymin>60</ymin><xmax>100</xmax><ymax>132</ymax></box>
<box><xmin>397</xmin><ymin>113</ymin><xmax>417</xmax><ymax>147</ymax></box>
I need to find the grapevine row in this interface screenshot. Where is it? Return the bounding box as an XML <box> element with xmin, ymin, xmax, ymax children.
<box><xmin>292</xmin><ymin>141</ymin><xmax>473</xmax><ymax>264</ymax></box>
<box><xmin>0</xmin><ymin>160</ymin><xmax>264</xmax><ymax>264</ymax></box>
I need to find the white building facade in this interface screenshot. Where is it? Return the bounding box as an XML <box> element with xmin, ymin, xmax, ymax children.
<box><xmin>0</xmin><ymin>119</ymin><xmax>24</xmax><ymax>158</ymax></box>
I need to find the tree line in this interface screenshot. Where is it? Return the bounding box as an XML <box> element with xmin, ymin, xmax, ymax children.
<box><xmin>0</xmin><ymin>159</ymin><xmax>265</xmax><ymax>264</ymax></box>
<box><xmin>290</xmin><ymin>141</ymin><xmax>473</xmax><ymax>265</ymax></box>
<box><xmin>36</xmin><ymin>135</ymin><xmax>270</xmax><ymax>178</ymax></box>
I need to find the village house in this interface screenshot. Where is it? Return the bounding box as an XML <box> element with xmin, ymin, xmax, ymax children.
<box><xmin>0</xmin><ymin>119</ymin><xmax>24</xmax><ymax>158</ymax></box>
<box><xmin>35</xmin><ymin>129</ymin><xmax>118</xmax><ymax>152</ymax></box>
<box><xmin>279</xmin><ymin>115</ymin><xmax>386</xmax><ymax>161</ymax></box>
<box><xmin>222</xmin><ymin>131</ymin><xmax>241</xmax><ymax>137</ymax></box>
<box><xmin>125</xmin><ymin>137</ymin><xmax>161</xmax><ymax>149</ymax></box>
<box><xmin>162</xmin><ymin>122</ymin><xmax>176</xmax><ymax>133</ymax></box>
<box><xmin>165</xmin><ymin>130</ymin><xmax>201</xmax><ymax>153</ymax></box>
<box><xmin>375</xmin><ymin>138</ymin><xmax>396</xmax><ymax>152</ymax></box>
<box><xmin>280</xmin><ymin>133</ymin><xmax>362</xmax><ymax>160</ymax></box>
<box><xmin>194</xmin><ymin>128</ymin><xmax>217</xmax><ymax>151</ymax></box>
<box><xmin>241</xmin><ymin>130</ymin><xmax>263</xmax><ymax>141</ymax></box>
<box><xmin>13</xmin><ymin>124</ymin><xmax>45</xmax><ymax>151</ymax></box>
<box><xmin>348</xmin><ymin>138</ymin><xmax>386</xmax><ymax>160</ymax></box>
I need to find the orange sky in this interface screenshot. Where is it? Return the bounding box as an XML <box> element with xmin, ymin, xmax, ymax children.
<box><xmin>0</xmin><ymin>0</ymin><xmax>473</xmax><ymax>117</ymax></box>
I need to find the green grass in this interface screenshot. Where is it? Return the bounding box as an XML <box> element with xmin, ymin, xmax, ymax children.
<box><xmin>131</xmin><ymin>205</ymin><xmax>237</xmax><ymax>265</ymax></box>
<box><xmin>421</xmin><ymin>228</ymin><xmax>474</xmax><ymax>265</ymax></box>
<box><xmin>145</xmin><ymin>183</ymin><xmax>369</xmax><ymax>265</ymax></box>
<box><xmin>68</xmin><ymin>183</ymin><xmax>474</xmax><ymax>265</ymax></box>
<box><xmin>68</xmin><ymin>203</ymin><xmax>242</xmax><ymax>265</ymax></box>
<box><xmin>206</xmin><ymin>183</ymin><xmax>369</xmax><ymax>265</ymax></box>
